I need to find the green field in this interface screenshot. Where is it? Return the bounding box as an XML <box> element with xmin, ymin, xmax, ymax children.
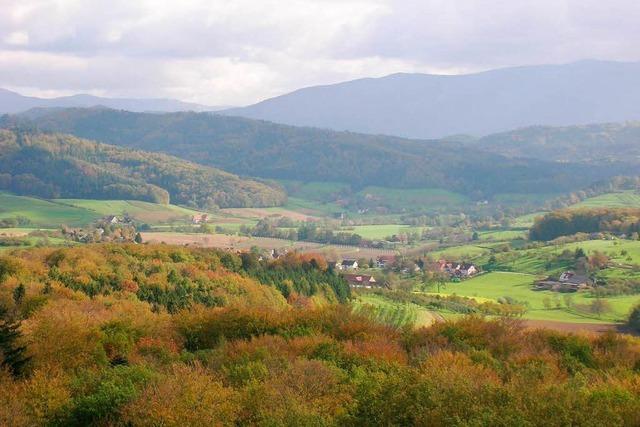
<box><xmin>435</xmin><ymin>271</ymin><xmax>639</xmax><ymax>323</ymax></box>
<box><xmin>56</xmin><ymin>199</ymin><xmax>206</xmax><ymax>224</ymax></box>
<box><xmin>571</xmin><ymin>191</ymin><xmax>640</xmax><ymax>209</ymax></box>
<box><xmin>511</xmin><ymin>212</ymin><xmax>547</xmax><ymax>228</ymax></box>
<box><xmin>477</xmin><ymin>230</ymin><xmax>527</xmax><ymax>241</ymax></box>
<box><xmin>430</xmin><ymin>244</ymin><xmax>492</xmax><ymax>260</ymax></box>
<box><xmin>353</xmin><ymin>294</ymin><xmax>440</xmax><ymax>327</ymax></box>
<box><xmin>358</xmin><ymin>187</ymin><xmax>468</xmax><ymax>210</ymax></box>
<box><xmin>343</xmin><ymin>224</ymin><xmax>424</xmax><ymax>240</ymax></box>
<box><xmin>0</xmin><ymin>193</ymin><xmax>101</xmax><ymax>227</ymax></box>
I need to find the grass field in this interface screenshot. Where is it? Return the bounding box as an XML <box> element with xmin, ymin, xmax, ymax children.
<box><xmin>342</xmin><ymin>224</ymin><xmax>424</xmax><ymax>240</ymax></box>
<box><xmin>435</xmin><ymin>271</ymin><xmax>639</xmax><ymax>323</ymax></box>
<box><xmin>430</xmin><ymin>244</ymin><xmax>492</xmax><ymax>260</ymax></box>
<box><xmin>571</xmin><ymin>191</ymin><xmax>640</xmax><ymax>209</ymax></box>
<box><xmin>477</xmin><ymin>230</ymin><xmax>527</xmax><ymax>241</ymax></box>
<box><xmin>511</xmin><ymin>212</ymin><xmax>547</xmax><ymax>228</ymax></box>
<box><xmin>56</xmin><ymin>199</ymin><xmax>207</xmax><ymax>224</ymax></box>
<box><xmin>0</xmin><ymin>193</ymin><xmax>101</xmax><ymax>227</ymax></box>
<box><xmin>353</xmin><ymin>294</ymin><xmax>441</xmax><ymax>327</ymax></box>
<box><xmin>358</xmin><ymin>187</ymin><xmax>468</xmax><ymax>210</ymax></box>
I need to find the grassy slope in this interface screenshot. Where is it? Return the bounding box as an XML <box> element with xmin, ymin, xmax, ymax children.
<box><xmin>571</xmin><ymin>191</ymin><xmax>640</xmax><ymax>209</ymax></box>
<box><xmin>353</xmin><ymin>293</ymin><xmax>439</xmax><ymax>327</ymax></box>
<box><xmin>437</xmin><ymin>272</ymin><xmax>637</xmax><ymax>323</ymax></box>
<box><xmin>0</xmin><ymin>192</ymin><xmax>101</xmax><ymax>227</ymax></box>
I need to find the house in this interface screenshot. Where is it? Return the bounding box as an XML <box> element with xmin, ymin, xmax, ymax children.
<box><xmin>376</xmin><ymin>255</ymin><xmax>396</xmax><ymax>268</ymax></box>
<box><xmin>192</xmin><ymin>214</ymin><xmax>209</xmax><ymax>224</ymax></box>
<box><xmin>342</xmin><ymin>274</ymin><xmax>378</xmax><ymax>288</ymax></box>
<box><xmin>103</xmin><ymin>215</ymin><xmax>120</xmax><ymax>224</ymax></box>
<box><xmin>559</xmin><ymin>271</ymin><xmax>591</xmax><ymax>290</ymax></box>
<box><xmin>457</xmin><ymin>263</ymin><xmax>477</xmax><ymax>277</ymax></box>
<box><xmin>533</xmin><ymin>271</ymin><xmax>592</xmax><ymax>292</ymax></box>
<box><xmin>339</xmin><ymin>259</ymin><xmax>358</xmax><ymax>270</ymax></box>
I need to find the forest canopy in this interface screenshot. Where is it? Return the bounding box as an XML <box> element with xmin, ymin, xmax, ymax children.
<box><xmin>0</xmin><ymin>129</ymin><xmax>286</xmax><ymax>209</ymax></box>
<box><xmin>530</xmin><ymin>207</ymin><xmax>640</xmax><ymax>241</ymax></box>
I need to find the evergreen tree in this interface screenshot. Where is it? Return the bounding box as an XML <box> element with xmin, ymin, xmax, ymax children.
<box><xmin>0</xmin><ymin>305</ymin><xmax>30</xmax><ymax>377</ymax></box>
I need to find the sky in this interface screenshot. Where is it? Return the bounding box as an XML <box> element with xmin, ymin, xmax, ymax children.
<box><xmin>1</xmin><ymin>0</ymin><xmax>639</xmax><ymax>106</ymax></box>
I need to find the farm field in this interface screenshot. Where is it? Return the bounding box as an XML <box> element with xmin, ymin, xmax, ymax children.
<box><xmin>0</xmin><ymin>192</ymin><xmax>101</xmax><ymax>227</ymax></box>
<box><xmin>357</xmin><ymin>186</ymin><xmax>468</xmax><ymax>211</ymax></box>
<box><xmin>571</xmin><ymin>191</ymin><xmax>640</xmax><ymax>209</ymax></box>
<box><xmin>353</xmin><ymin>293</ymin><xmax>442</xmax><ymax>327</ymax></box>
<box><xmin>343</xmin><ymin>224</ymin><xmax>424</xmax><ymax>240</ymax></box>
<box><xmin>477</xmin><ymin>229</ymin><xmax>527</xmax><ymax>241</ymax></box>
<box><xmin>56</xmin><ymin>199</ymin><xmax>211</xmax><ymax>224</ymax></box>
<box><xmin>511</xmin><ymin>212</ymin><xmax>546</xmax><ymax>228</ymax></box>
<box><xmin>434</xmin><ymin>271</ymin><xmax>639</xmax><ymax>323</ymax></box>
<box><xmin>140</xmin><ymin>231</ymin><xmax>396</xmax><ymax>260</ymax></box>
<box><xmin>429</xmin><ymin>244</ymin><xmax>492</xmax><ymax>260</ymax></box>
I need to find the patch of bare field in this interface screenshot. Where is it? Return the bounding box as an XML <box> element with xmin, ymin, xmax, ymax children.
<box><xmin>522</xmin><ymin>319</ymin><xmax>620</xmax><ymax>334</ymax></box>
<box><xmin>141</xmin><ymin>232</ymin><xmax>397</xmax><ymax>261</ymax></box>
<box><xmin>221</xmin><ymin>207</ymin><xmax>318</xmax><ymax>222</ymax></box>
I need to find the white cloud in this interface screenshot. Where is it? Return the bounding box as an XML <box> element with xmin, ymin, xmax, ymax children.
<box><xmin>3</xmin><ymin>31</ymin><xmax>29</xmax><ymax>46</ymax></box>
<box><xmin>0</xmin><ymin>0</ymin><xmax>639</xmax><ymax>105</ymax></box>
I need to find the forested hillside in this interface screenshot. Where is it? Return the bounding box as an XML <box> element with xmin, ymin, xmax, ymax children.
<box><xmin>474</xmin><ymin>121</ymin><xmax>640</xmax><ymax>163</ymax></box>
<box><xmin>0</xmin><ymin>129</ymin><xmax>286</xmax><ymax>209</ymax></box>
<box><xmin>2</xmin><ymin>244</ymin><xmax>640</xmax><ymax>425</ymax></box>
<box><xmin>530</xmin><ymin>208</ymin><xmax>640</xmax><ymax>241</ymax></box>
<box><xmin>2</xmin><ymin>108</ymin><xmax>626</xmax><ymax>197</ymax></box>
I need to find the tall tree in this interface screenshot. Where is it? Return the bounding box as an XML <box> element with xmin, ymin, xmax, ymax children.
<box><xmin>0</xmin><ymin>305</ymin><xmax>30</xmax><ymax>377</ymax></box>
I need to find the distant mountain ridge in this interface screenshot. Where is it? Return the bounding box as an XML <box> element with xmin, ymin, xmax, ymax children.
<box><xmin>2</xmin><ymin>107</ymin><xmax>628</xmax><ymax>198</ymax></box>
<box><xmin>223</xmin><ymin>60</ymin><xmax>640</xmax><ymax>139</ymax></box>
<box><xmin>0</xmin><ymin>88</ymin><xmax>223</xmax><ymax>114</ymax></box>
<box><xmin>471</xmin><ymin>121</ymin><xmax>640</xmax><ymax>163</ymax></box>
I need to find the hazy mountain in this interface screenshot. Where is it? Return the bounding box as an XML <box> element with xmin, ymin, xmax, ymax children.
<box><xmin>224</xmin><ymin>60</ymin><xmax>640</xmax><ymax>139</ymax></box>
<box><xmin>471</xmin><ymin>121</ymin><xmax>640</xmax><ymax>164</ymax></box>
<box><xmin>0</xmin><ymin>88</ymin><xmax>224</xmax><ymax>114</ymax></box>
<box><xmin>0</xmin><ymin>128</ymin><xmax>286</xmax><ymax>209</ymax></box>
<box><xmin>2</xmin><ymin>107</ymin><xmax>627</xmax><ymax>197</ymax></box>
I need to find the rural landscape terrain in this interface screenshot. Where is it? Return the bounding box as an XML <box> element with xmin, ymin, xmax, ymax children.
<box><xmin>3</xmin><ymin>1</ymin><xmax>640</xmax><ymax>425</ymax></box>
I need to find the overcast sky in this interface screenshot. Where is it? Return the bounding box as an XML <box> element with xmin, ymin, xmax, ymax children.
<box><xmin>1</xmin><ymin>0</ymin><xmax>639</xmax><ymax>106</ymax></box>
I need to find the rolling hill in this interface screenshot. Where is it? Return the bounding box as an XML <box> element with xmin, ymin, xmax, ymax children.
<box><xmin>471</xmin><ymin>121</ymin><xmax>640</xmax><ymax>164</ymax></box>
<box><xmin>223</xmin><ymin>60</ymin><xmax>640</xmax><ymax>139</ymax></box>
<box><xmin>1</xmin><ymin>107</ymin><xmax>625</xmax><ymax>198</ymax></box>
<box><xmin>0</xmin><ymin>129</ymin><xmax>286</xmax><ymax>209</ymax></box>
<box><xmin>0</xmin><ymin>88</ymin><xmax>222</xmax><ymax>114</ymax></box>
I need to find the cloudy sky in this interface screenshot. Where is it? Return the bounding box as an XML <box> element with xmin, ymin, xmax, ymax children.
<box><xmin>1</xmin><ymin>0</ymin><xmax>639</xmax><ymax>106</ymax></box>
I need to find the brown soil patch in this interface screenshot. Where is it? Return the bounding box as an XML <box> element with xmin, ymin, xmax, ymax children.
<box><xmin>522</xmin><ymin>319</ymin><xmax>620</xmax><ymax>334</ymax></box>
<box><xmin>221</xmin><ymin>208</ymin><xmax>317</xmax><ymax>222</ymax></box>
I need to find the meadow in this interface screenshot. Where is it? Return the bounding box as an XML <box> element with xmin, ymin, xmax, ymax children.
<box><xmin>0</xmin><ymin>192</ymin><xmax>101</xmax><ymax>227</ymax></box>
<box><xmin>571</xmin><ymin>191</ymin><xmax>640</xmax><ymax>209</ymax></box>
<box><xmin>433</xmin><ymin>271</ymin><xmax>640</xmax><ymax>323</ymax></box>
<box><xmin>353</xmin><ymin>293</ymin><xmax>441</xmax><ymax>327</ymax></box>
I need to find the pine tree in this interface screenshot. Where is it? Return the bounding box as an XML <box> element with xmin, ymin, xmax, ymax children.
<box><xmin>0</xmin><ymin>306</ymin><xmax>30</xmax><ymax>377</ymax></box>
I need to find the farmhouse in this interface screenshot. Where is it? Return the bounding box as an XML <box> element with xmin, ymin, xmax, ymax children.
<box><xmin>342</xmin><ymin>274</ymin><xmax>378</xmax><ymax>288</ymax></box>
<box><xmin>534</xmin><ymin>271</ymin><xmax>592</xmax><ymax>292</ymax></box>
<box><xmin>192</xmin><ymin>214</ymin><xmax>209</xmax><ymax>224</ymax></box>
<box><xmin>103</xmin><ymin>215</ymin><xmax>121</xmax><ymax>224</ymax></box>
<box><xmin>376</xmin><ymin>255</ymin><xmax>396</xmax><ymax>268</ymax></box>
<box><xmin>339</xmin><ymin>259</ymin><xmax>358</xmax><ymax>270</ymax></box>
<box><xmin>430</xmin><ymin>259</ymin><xmax>478</xmax><ymax>278</ymax></box>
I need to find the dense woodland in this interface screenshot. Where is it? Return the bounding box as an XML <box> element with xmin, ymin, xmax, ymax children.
<box><xmin>1</xmin><ymin>244</ymin><xmax>640</xmax><ymax>425</ymax></box>
<box><xmin>2</xmin><ymin>108</ymin><xmax>625</xmax><ymax>197</ymax></box>
<box><xmin>530</xmin><ymin>208</ymin><xmax>640</xmax><ymax>241</ymax></box>
<box><xmin>474</xmin><ymin>121</ymin><xmax>640</xmax><ymax>164</ymax></box>
<box><xmin>0</xmin><ymin>129</ymin><xmax>286</xmax><ymax>209</ymax></box>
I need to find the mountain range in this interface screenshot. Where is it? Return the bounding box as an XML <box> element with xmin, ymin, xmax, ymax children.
<box><xmin>0</xmin><ymin>88</ymin><xmax>221</xmax><ymax>114</ymax></box>
<box><xmin>224</xmin><ymin>60</ymin><xmax>640</xmax><ymax>139</ymax></box>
